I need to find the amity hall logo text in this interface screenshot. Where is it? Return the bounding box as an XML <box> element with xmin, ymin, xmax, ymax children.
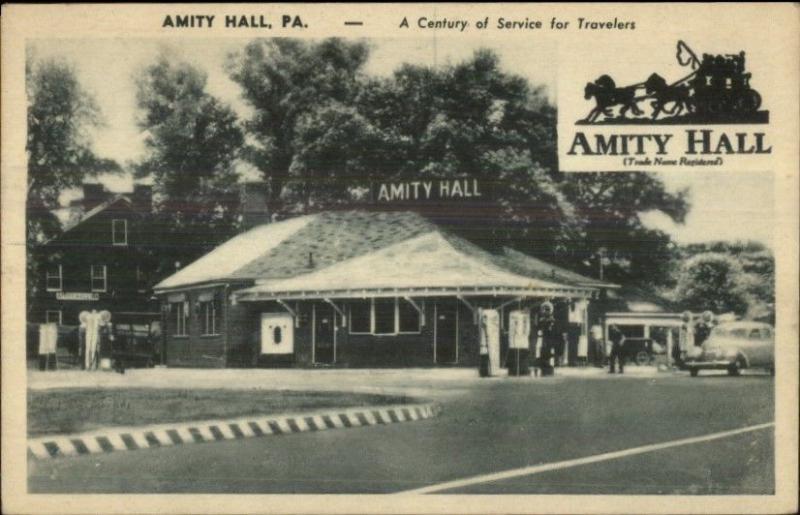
<box><xmin>561</xmin><ymin>41</ymin><xmax>772</xmax><ymax>171</ymax></box>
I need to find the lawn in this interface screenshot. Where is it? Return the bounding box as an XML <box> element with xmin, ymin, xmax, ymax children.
<box><xmin>28</xmin><ymin>388</ymin><xmax>413</xmax><ymax>436</ymax></box>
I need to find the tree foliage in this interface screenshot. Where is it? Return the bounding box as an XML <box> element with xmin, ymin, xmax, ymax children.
<box><xmin>673</xmin><ymin>242</ymin><xmax>774</xmax><ymax>321</ymax></box>
<box><xmin>134</xmin><ymin>55</ymin><xmax>244</xmax><ymax>273</ymax></box>
<box><xmin>227</xmin><ymin>39</ymin><xmax>370</xmax><ymax>212</ymax></box>
<box><xmin>27</xmin><ymin>56</ymin><xmax>120</xmax><ymax>239</ymax></box>
<box><xmin>673</xmin><ymin>253</ymin><xmax>750</xmax><ymax>315</ymax></box>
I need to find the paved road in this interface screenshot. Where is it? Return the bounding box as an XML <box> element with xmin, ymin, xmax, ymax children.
<box><xmin>29</xmin><ymin>372</ymin><xmax>773</xmax><ymax>494</ymax></box>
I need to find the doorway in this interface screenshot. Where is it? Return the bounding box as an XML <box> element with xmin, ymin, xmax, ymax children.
<box><xmin>435</xmin><ymin>301</ymin><xmax>458</xmax><ymax>364</ymax></box>
<box><xmin>313</xmin><ymin>303</ymin><xmax>336</xmax><ymax>364</ymax></box>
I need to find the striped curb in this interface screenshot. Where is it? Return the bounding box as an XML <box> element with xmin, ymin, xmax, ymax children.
<box><xmin>28</xmin><ymin>402</ymin><xmax>441</xmax><ymax>460</ymax></box>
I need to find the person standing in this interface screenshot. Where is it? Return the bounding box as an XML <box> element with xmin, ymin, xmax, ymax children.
<box><xmin>608</xmin><ymin>324</ymin><xmax>626</xmax><ymax>374</ymax></box>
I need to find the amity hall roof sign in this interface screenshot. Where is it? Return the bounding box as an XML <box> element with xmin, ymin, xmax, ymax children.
<box><xmin>372</xmin><ymin>179</ymin><xmax>489</xmax><ymax>204</ymax></box>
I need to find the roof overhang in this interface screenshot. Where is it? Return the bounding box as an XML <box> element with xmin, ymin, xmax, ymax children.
<box><xmin>235</xmin><ymin>284</ymin><xmax>596</xmax><ymax>303</ymax></box>
<box><xmin>604</xmin><ymin>312</ymin><xmax>684</xmax><ymax>327</ymax></box>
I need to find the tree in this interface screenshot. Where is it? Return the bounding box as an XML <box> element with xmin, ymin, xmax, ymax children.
<box><xmin>135</xmin><ymin>55</ymin><xmax>244</xmax><ymax>274</ymax></box>
<box><xmin>227</xmin><ymin>38</ymin><xmax>370</xmax><ymax>213</ymax></box>
<box><xmin>26</xmin><ymin>56</ymin><xmax>119</xmax><ymax>310</ymax></box>
<box><xmin>677</xmin><ymin>241</ymin><xmax>774</xmax><ymax>321</ymax></box>
<box><xmin>673</xmin><ymin>253</ymin><xmax>750</xmax><ymax>315</ymax></box>
<box><xmin>558</xmin><ymin>173</ymin><xmax>689</xmax><ymax>284</ymax></box>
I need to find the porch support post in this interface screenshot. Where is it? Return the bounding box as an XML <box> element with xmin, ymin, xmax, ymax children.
<box><xmin>276</xmin><ymin>299</ymin><xmax>299</xmax><ymax>327</ymax></box>
<box><xmin>457</xmin><ymin>295</ymin><xmax>479</xmax><ymax>324</ymax></box>
<box><xmin>402</xmin><ymin>296</ymin><xmax>425</xmax><ymax>327</ymax></box>
<box><xmin>324</xmin><ymin>298</ymin><xmax>347</xmax><ymax>327</ymax></box>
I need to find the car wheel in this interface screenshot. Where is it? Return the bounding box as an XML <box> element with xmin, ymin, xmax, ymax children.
<box><xmin>727</xmin><ymin>357</ymin><xmax>743</xmax><ymax>376</ymax></box>
<box><xmin>690</xmin><ymin>367</ymin><xmax>699</xmax><ymax>377</ymax></box>
<box><xmin>635</xmin><ymin>351</ymin><xmax>650</xmax><ymax>366</ymax></box>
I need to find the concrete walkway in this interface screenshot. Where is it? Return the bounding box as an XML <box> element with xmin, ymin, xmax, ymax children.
<box><xmin>28</xmin><ymin>365</ymin><xmax>667</xmax><ymax>399</ymax></box>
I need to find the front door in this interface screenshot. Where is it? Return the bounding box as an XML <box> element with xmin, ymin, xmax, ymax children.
<box><xmin>435</xmin><ymin>301</ymin><xmax>458</xmax><ymax>364</ymax></box>
<box><xmin>313</xmin><ymin>303</ymin><xmax>336</xmax><ymax>364</ymax></box>
<box><xmin>261</xmin><ymin>313</ymin><xmax>294</xmax><ymax>355</ymax></box>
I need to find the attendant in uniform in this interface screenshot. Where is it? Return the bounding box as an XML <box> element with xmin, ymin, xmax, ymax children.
<box><xmin>608</xmin><ymin>324</ymin><xmax>626</xmax><ymax>374</ymax></box>
<box><xmin>694</xmin><ymin>311</ymin><xmax>715</xmax><ymax>347</ymax></box>
<box><xmin>537</xmin><ymin>302</ymin><xmax>557</xmax><ymax>377</ymax></box>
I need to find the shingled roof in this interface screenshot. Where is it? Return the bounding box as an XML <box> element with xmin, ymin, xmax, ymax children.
<box><xmin>155</xmin><ymin>211</ymin><xmax>435</xmax><ymax>290</ymax></box>
<box><xmin>155</xmin><ymin>210</ymin><xmax>612</xmax><ymax>298</ymax></box>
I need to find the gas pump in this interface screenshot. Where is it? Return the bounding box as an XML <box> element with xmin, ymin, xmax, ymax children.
<box><xmin>508</xmin><ymin>310</ymin><xmax>531</xmax><ymax>376</ymax></box>
<box><xmin>478</xmin><ymin>308</ymin><xmax>501</xmax><ymax>377</ymax></box>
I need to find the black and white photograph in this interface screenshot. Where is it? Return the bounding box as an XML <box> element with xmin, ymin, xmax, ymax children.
<box><xmin>2</xmin><ymin>4</ymin><xmax>798</xmax><ymax>514</ymax></box>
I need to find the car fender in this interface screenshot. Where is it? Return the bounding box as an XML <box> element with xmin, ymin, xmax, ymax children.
<box><xmin>736</xmin><ymin>350</ymin><xmax>751</xmax><ymax>368</ymax></box>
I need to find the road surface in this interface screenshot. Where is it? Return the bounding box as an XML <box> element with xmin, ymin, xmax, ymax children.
<box><xmin>29</xmin><ymin>371</ymin><xmax>773</xmax><ymax>494</ymax></box>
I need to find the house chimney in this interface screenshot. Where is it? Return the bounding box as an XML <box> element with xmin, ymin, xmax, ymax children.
<box><xmin>239</xmin><ymin>182</ymin><xmax>270</xmax><ymax>229</ymax></box>
<box><xmin>82</xmin><ymin>183</ymin><xmax>107</xmax><ymax>211</ymax></box>
<box><xmin>132</xmin><ymin>184</ymin><xmax>153</xmax><ymax>212</ymax></box>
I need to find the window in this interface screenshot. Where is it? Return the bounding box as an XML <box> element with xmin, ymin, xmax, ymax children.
<box><xmin>112</xmin><ymin>219</ymin><xmax>127</xmax><ymax>245</ymax></box>
<box><xmin>348</xmin><ymin>298</ymin><xmax>422</xmax><ymax>335</ymax></box>
<box><xmin>45</xmin><ymin>310</ymin><xmax>62</xmax><ymax>325</ymax></box>
<box><xmin>273</xmin><ymin>326</ymin><xmax>282</xmax><ymax>344</ymax></box>
<box><xmin>199</xmin><ymin>297</ymin><xmax>218</xmax><ymax>336</ymax></box>
<box><xmin>398</xmin><ymin>299</ymin><xmax>421</xmax><ymax>333</ymax></box>
<box><xmin>349</xmin><ymin>301</ymin><xmax>371</xmax><ymax>334</ymax></box>
<box><xmin>373</xmin><ymin>299</ymin><xmax>395</xmax><ymax>335</ymax></box>
<box><xmin>46</xmin><ymin>265</ymin><xmax>62</xmax><ymax>292</ymax></box>
<box><xmin>172</xmin><ymin>301</ymin><xmax>188</xmax><ymax>336</ymax></box>
<box><xmin>91</xmin><ymin>265</ymin><xmax>107</xmax><ymax>292</ymax></box>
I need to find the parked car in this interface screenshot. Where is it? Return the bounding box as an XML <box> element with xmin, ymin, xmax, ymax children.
<box><xmin>686</xmin><ymin>321</ymin><xmax>774</xmax><ymax>377</ymax></box>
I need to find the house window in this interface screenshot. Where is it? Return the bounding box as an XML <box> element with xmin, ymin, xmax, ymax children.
<box><xmin>112</xmin><ymin>219</ymin><xmax>127</xmax><ymax>245</ymax></box>
<box><xmin>349</xmin><ymin>301</ymin><xmax>371</xmax><ymax>334</ymax></box>
<box><xmin>46</xmin><ymin>265</ymin><xmax>62</xmax><ymax>292</ymax></box>
<box><xmin>373</xmin><ymin>299</ymin><xmax>396</xmax><ymax>335</ymax></box>
<box><xmin>348</xmin><ymin>298</ymin><xmax>422</xmax><ymax>335</ymax></box>
<box><xmin>45</xmin><ymin>310</ymin><xmax>62</xmax><ymax>325</ymax></box>
<box><xmin>398</xmin><ymin>299</ymin><xmax>421</xmax><ymax>333</ymax></box>
<box><xmin>90</xmin><ymin>265</ymin><xmax>107</xmax><ymax>292</ymax></box>
<box><xmin>199</xmin><ymin>297</ymin><xmax>218</xmax><ymax>336</ymax></box>
<box><xmin>172</xmin><ymin>301</ymin><xmax>188</xmax><ymax>336</ymax></box>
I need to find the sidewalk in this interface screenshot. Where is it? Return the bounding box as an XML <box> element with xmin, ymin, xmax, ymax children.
<box><xmin>28</xmin><ymin>365</ymin><xmax>669</xmax><ymax>398</ymax></box>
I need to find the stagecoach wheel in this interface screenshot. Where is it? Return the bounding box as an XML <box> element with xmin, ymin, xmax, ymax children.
<box><xmin>737</xmin><ymin>90</ymin><xmax>762</xmax><ymax>113</ymax></box>
<box><xmin>635</xmin><ymin>350</ymin><xmax>650</xmax><ymax>366</ymax></box>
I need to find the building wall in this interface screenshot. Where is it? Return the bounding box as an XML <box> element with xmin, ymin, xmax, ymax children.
<box><xmin>239</xmin><ymin>297</ymin><xmax>481</xmax><ymax>369</ymax></box>
<box><xmin>162</xmin><ymin>286</ymin><xmax>227</xmax><ymax>368</ymax></box>
<box><xmin>161</xmin><ymin>293</ymin><xmax>584</xmax><ymax>369</ymax></box>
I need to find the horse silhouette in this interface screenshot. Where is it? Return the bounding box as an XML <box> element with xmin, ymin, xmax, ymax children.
<box><xmin>643</xmin><ymin>73</ymin><xmax>693</xmax><ymax>119</ymax></box>
<box><xmin>583</xmin><ymin>75</ymin><xmax>643</xmax><ymax>123</ymax></box>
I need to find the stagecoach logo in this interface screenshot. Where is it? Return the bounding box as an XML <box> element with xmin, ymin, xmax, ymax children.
<box><xmin>578</xmin><ymin>41</ymin><xmax>769</xmax><ymax>125</ymax></box>
<box><xmin>559</xmin><ymin>41</ymin><xmax>773</xmax><ymax>173</ymax></box>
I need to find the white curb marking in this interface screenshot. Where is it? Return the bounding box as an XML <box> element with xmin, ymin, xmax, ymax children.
<box><xmin>29</xmin><ymin>403</ymin><xmax>438</xmax><ymax>460</ymax></box>
<box><xmin>398</xmin><ymin>421</ymin><xmax>775</xmax><ymax>495</ymax></box>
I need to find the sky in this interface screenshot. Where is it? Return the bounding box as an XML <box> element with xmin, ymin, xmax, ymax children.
<box><xmin>29</xmin><ymin>38</ymin><xmax>773</xmax><ymax>248</ymax></box>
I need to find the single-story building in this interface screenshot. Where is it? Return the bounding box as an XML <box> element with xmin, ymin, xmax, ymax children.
<box><xmin>153</xmin><ymin>210</ymin><xmax>615</xmax><ymax>368</ymax></box>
